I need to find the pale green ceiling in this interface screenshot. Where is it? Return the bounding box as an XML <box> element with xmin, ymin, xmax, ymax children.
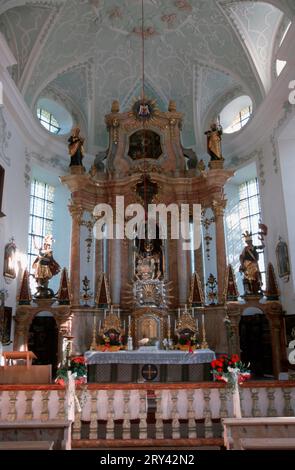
<box><xmin>0</xmin><ymin>0</ymin><xmax>293</xmax><ymax>154</ymax></box>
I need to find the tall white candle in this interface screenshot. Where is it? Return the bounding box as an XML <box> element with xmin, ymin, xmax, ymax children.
<box><xmin>111</xmin><ymin>305</ymin><xmax>114</xmax><ymax>314</ymax></box>
<box><xmin>196</xmin><ymin>318</ymin><xmax>198</xmax><ymax>331</ymax></box>
<box><xmin>118</xmin><ymin>308</ymin><xmax>120</xmax><ymax>319</ymax></box>
<box><xmin>202</xmin><ymin>313</ymin><xmax>205</xmax><ymax>328</ymax></box>
<box><xmin>185</xmin><ymin>304</ymin><xmax>187</xmax><ymax>311</ymax></box>
<box><xmin>104</xmin><ymin>309</ymin><xmax>106</xmax><ymax>319</ymax></box>
<box><xmin>175</xmin><ymin>319</ymin><xmax>177</xmax><ymax>330</ymax></box>
<box><xmin>168</xmin><ymin>315</ymin><xmax>171</xmax><ymax>327</ymax></box>
<box><xmin>93</xmin><ymin>314</ymin><xmax>96</xmax><ymax>327</ymax></box>
<box><xmin>178</xmin><ymin>308</ymin><xmax>180</xmax><ymax>318</ymax></box>
<box><xmin>99</xmin><ymin>320</ymin><xmax>102</xmax><ymax>331</ymax></box>
<box><xmin>123</xmin><ymin>320</ymin><xmax>126</xmax><ymax>331</ymax></box>
<box><xmin>128</xmin><ymin>315</ymin><xmax>131</xmax><ymax>327</ymax></box>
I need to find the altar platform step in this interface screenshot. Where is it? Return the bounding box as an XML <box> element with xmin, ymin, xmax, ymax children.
<box><xmin>71</xmin><ymin>438</ymin><xmax>224</xmax><ymax>450</ymax></box>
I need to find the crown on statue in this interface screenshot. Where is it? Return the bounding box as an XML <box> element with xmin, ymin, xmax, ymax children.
<box><xmin>242</xmin><ymin>231</ymin><xmax>252</xmax><ymax>242</ymax></box>
<box><xmin>44</xmin><ymin>234</ymin><xmax>53</xmax><ymax>247</ymax></box>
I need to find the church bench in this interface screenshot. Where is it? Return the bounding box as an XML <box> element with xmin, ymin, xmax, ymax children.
<box><xmin>223</xmin><ymin>418</ymin><xmax>295</xmax><ymax>450</ymax></box>
<box><xmin>0</xmin><ymin>420</ymin><xmax>71</xmax><ymax>450</ymax></box>
<box><xmin>0</xmin><ymin>440</ymin><xmax>54</xmax><ymax>450</ymax></box>
<box><xmin>239</xmin><ymin>438</ymin><xmax>295</xmax><ymax>450</ymax></box>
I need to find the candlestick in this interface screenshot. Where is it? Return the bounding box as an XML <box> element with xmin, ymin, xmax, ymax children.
<box><xmin>90</xmin><ymin>315</ymin><xmax>97</xmax><ymax>350</ymax></box>
<box><xmin>201</xmin><ymin>312</ymin><xmax>208</xmax><ymax>349</ymax></box>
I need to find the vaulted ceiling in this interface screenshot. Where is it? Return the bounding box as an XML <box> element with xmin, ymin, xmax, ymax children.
<box><xmin>0</xmin><ymin>0</ymin><xmax>293</xmax><ymax>155</ymax></box>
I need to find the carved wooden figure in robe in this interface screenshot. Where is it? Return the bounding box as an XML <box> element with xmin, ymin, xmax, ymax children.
<box><xmin>68</xmin><ymin>127</ymin><xmax>85</xmax><ymax>166</ymax></box>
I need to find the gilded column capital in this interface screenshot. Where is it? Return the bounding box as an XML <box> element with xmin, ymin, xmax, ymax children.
<box><xmin>68</xmin><ymin>203</ymin><xmax>84</xmax><ymax>222</ymax></box>
<box><xmin>212</xmin><ymin>199</ymin><xmax>227</xmax><ymax>217</ymax></box>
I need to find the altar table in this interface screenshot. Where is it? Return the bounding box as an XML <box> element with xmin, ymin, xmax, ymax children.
<box><xmin>85</xmin><ymin>349</ymin><xmax>215</xmax><ymax>383</ymax></box>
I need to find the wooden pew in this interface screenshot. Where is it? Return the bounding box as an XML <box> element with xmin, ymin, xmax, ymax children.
<box><xmin>240</xmin><ymin>438</ymin><xmax>295</xmax><ymax>450</ymax></box>
<box><xmin>223</xmin><ymin>417</ymin><xmax>295</xmax><ymax>450</ymax></box>
<box><xmin>0</xmin><ymin>441</ymin><xmax>54</xmax><ymax>450</ymax></box>
<box><xmin>0</xmin><ymin>420</ymin><xmax>71</xmax><ymax>450</ymax></box>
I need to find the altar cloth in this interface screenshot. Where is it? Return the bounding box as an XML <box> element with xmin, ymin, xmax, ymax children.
<box><xmin>85</xmin><ymin>349</ymin><xmax>215</xmax><ymax>365</ymax></box>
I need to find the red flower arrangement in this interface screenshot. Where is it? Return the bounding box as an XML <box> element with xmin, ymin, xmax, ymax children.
<box><xmin>55</xmin><ymin>356</ymin><xmax>87</xmax><ymax>386</ymax></box>
<box><xmin>211</xmin><ymin>354</ymin><xmax>251</xmax><ymax>387</ymax></box>
<box><xmin>101</xmin><ymin>332</ymin><xmax>122</xmax><ymax>346</ymax></box>
<box><xmin>176</xmin><ymin>332</ymin><xmax>199</xmax><ymax>352</ymax></box>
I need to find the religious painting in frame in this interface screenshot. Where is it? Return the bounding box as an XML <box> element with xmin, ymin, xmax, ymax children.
<box><xmin>3</xmin><ymin>239</ymin><xmax>17</xmax><ymax>279</ymax></box>
<box><xmin>0</xmin><ymin>306</ymin><xmax>12</xmax><ymax>345</ymax></box>
<box><xmin>276</xmin><ymin>237</ymin><xmax>290</xmax><ymax>281</ymax></box>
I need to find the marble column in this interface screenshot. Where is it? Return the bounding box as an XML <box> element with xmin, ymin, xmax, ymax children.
<box><xmin>13</xmin><ymin>311</ymin><xmax>31</xmax><ymax>351</ymax></box>
<box><xmin>212</xmin><ymin>199</ymin><xmax>227</xmax><ymax>304</ymax></box>
<box><xmin>227</xmin><ymin>306</ymin><xmax>242</xmax><ymax>355</ymax></box>
<box><xmin>94</xmin><ymin>238</ymin><xmax>103</xmax><ymax>297</ymax></box>
<box><xmin>177</xmin><ymin>236</ymin><xmax>188</xmax><ymax>304</ymax></box>
<box><xmin>195</xmin><ymin>244</ymin><xmax>204</xmax><ymax>286</ymax></box>
<box><xmin>69</xmin><ymin>204</ymin><xmax>83</xmax><ymax>306</ymax></box>
<box><xmin>110</xmin><ymin>236</ymin><xmax>121</xmax><ymax>305</ymax></box>
<box><xmin>267</xmin><ymin>303</ymin><xmax>286</xmax><ymax>378</ymax></box>
<box><xmin>166</xmin><ymin>217</ymin><xmax>178</xmax><ymax>308</ymax></box>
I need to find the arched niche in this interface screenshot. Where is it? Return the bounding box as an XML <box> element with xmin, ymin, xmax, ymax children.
<box><xmin>28</xmin><ymin>311</ymin><xmax>59</xmax><ymax>376</ymax></box>
<box><xmin>14</xmin><ymin>303</ymin><xmax>71</xmax><ymax>376</ymax></box>
<box><xmin>239</xmin><ymin>307</ymin><xmax>273</xmax><ymax>378</ymax></box>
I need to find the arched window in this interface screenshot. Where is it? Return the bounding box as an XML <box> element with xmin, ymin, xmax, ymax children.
<box><xmin>36</xmin><ymin>98</ymin><xmax>73</xmax><ymax>135</ymax></box>
<box><xmin>220</xmin><ymin>95</ymin><xmax>253</xmax><ymax>134</ymax></box>
<box><xmin>37</xmin><ymin>108</ymin><xmax>60</xmax><ymax>134</ymax></box>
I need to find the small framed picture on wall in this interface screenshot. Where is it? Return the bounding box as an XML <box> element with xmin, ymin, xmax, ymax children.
<box><xmin>276</xmin><ymin>237</ymin><xmax>290</xmax><ymax>282</ymax></box>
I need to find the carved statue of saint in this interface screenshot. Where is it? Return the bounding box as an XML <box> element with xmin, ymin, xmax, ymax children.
<box><xmin>239</xmin><ymin>231</ymin><xmax>265</xmax><ymax>296</ymax></box>
<box><xmin>204</xmin><ymin>122</ymin><xmax>223</xmax><ymax>161</ymax></box>
<box><xmin>135</xmin><ymin>240</ymin><xmax>161</xmax><ymax>281</ymax></box>
<box><xmin>32</xmin><ymin>235</ymin><xmax>60</xmax><ymax>298</ymax></box>
<box><xmin>68</xmin><ymin>127</ymin><xmax>85</xmax><ymax>166</ymax></box>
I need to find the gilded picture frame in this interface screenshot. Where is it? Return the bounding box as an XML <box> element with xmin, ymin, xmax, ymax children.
<box><xmin>3</xmin><ymin>239</ymin><xmax>16</xmax><ymax>279</ymax></box>
<box><xmin>275</xmin><ymin>238</ymin><xmax>290</xmax><ymax>281</ymax></box>
<box><xmin>3</xmin><ymin>238</ymin><xmax>16</xmax><ymax>279</ymax></box>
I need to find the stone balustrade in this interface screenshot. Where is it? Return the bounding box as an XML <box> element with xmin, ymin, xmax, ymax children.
<box><xmin>0</xmin><ymin>382</ymin><xmax>294</xmax><ymax>447</ymax></box>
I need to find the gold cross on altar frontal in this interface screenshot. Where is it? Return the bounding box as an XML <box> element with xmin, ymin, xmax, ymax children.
<box><xmin>142</xmin><ymin>364</ymin><xmax>157</xmax><ymax>381</ymax></box>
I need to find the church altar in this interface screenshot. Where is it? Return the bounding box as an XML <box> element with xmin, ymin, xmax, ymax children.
<box><xmin>85</xmin><ymin>349</ymin><xmax>215</xmax><ymax>365</ymax></box>
<box><xmin>85</xmin><ymin>349</ymin><xmax>215</xmax><ymax>383</ymax></box>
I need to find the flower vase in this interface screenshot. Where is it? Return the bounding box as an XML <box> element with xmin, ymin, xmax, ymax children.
<box><xmin>230</xmin><ymin>368</ymin><xmax>242</xmax><ymax>418</ymax></box>
<box><xmin>232</xmin><ymin>384</ymin><xmax>242</xmax><ymax>418</ymax></box>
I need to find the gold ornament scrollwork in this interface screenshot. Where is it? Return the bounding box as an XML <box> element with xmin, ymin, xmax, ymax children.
<box><xmin>211</xmin><ymin>199</ymin><xmax>227</xmax><ymax>217</ymax></box>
